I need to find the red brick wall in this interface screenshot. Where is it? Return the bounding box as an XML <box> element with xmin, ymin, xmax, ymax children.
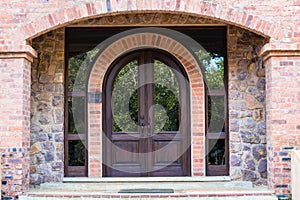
<box><xmin>0</xmin><ymin>56</ymin><xmax>32</xmax><ymax>198</ymax></box>
<box><xmin>0</xmin><ymin>0</ymin><xmax>297</xmax><ymax>46</ymax></box>
<box><xmin>264</xmin><ymin>54</ymin><xmax>300</xmax><ymax>195</ymax></box>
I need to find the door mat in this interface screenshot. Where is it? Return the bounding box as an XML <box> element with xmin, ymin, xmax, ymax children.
<box><xmin>118</xmin><ymin>188</ymin><xmax>174</xmax><ymax>193</ymax></box>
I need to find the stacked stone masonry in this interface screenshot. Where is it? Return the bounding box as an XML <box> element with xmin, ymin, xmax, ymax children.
<box><xmin>228</xmin><ymin>26</ymin><xmax>268</xmax><ymax>185</ymax></box>
<box><xmin>0</xmin><ymin>0</ymin><xmax>300</xmax><ymax>199</ymax></box>
<box><xmin>30</xmin><ymin>29</ymin><xmax>65</xmax><ymax>186</ymax></box>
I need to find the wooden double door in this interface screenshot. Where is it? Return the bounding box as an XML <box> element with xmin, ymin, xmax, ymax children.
<box><xmin>103</xmin><ymin>49</ymin><xmax>191</xmax><ymax>177</ymax></box>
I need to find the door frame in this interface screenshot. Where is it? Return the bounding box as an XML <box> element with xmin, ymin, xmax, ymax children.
<box><xmin>102</xmin><ymin>48</ymin><xmax>191</xmax><ymax>177</ymax></box>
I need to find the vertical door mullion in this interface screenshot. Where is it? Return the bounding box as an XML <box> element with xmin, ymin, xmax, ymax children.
<box><xmin>138</xmin><ymin>53</ymin><xmax>148</xmax><ymax>176</ymax></box>
<box><xmin>84</xmin><ymin>96</ymin><xmax>88</xmax><ymax>175</ymax></box>
<box><xmin>104</xmin><ymin>60</ymin><xmax>120</xmax><ymax>176</ymax></box>
<box><xmin>179</xmin><ymin>69</ymin><xmax>190</xmax><ymax>176</ymax></box>
<box><xmin>146</xmin><ymin>52</ymin><xmax>154</xmax><ymax>176</ymax></box>
<box><xmin>64</xmin><ymin>96</ymin><xmax>69</xmax><ymax>176</ymax></box>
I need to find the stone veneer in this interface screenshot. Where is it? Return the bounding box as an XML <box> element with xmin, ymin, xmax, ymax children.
<box><xmin>28</xmin><ymin>14</ymin><xmax>267</xmax><ymax>186</ymax></box>
<box><xmin>29</xmin><ymin>29</ymin><xmax>65</xmax><ymax>186</ymax></box>
<box><xmin>228</xmin><ymin>26</ymin><xmax>268</xmax><ymax>185</ymax></box>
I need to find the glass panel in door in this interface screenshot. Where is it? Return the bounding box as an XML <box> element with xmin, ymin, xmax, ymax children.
<box><xmin>153</xmin><ymin>60</ymin><xmax>180</xmax><ymax>132</ymax></box>
<box><xmin>113</xmin><ymin>60</ymin><xmax>139</xmax><ymax>133</ymax></box>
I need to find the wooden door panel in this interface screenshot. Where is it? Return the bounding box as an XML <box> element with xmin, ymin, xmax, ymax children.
<box><xmin>206</xmin><ymin>165</ymin><xmax>227</xmax><ymax>176</ymax></box>
<box><xmin>110</xmin><ymin>138</ymin><xmax>144</xmax><ymax>176</ymax></box>
<box><xmin>112</xmin><ymin>141</ymin><xmax>141</xmax><ymax>164</ymax></box>
<box><xmin>150</xmin><ymin>165</ymin><xmax>184</xmax><ymax>176</ymax></box>
<box><xmin>67</xmin><ymin>166</ymin><xmax>86</xmax><ymax>177</ymax></box>
<box><xmin>109</xmin><ymin>167</ymin><xmax>144</xmax><ymax>177</ymax></box>
<box><xmin>153</xmin><ymin>140</ymin><xmax>181</xmax><ymax>164</ymax></box>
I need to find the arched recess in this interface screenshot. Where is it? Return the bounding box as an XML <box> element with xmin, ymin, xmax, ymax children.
<box><xmin>86</xmin><ymin>28</ymin><xmax>205</xmax><ymax>177</ymax></box>
<box><xmin>11</xmin><ymin>0</ymin><xmax>281</xmax><ymax>45</ymax></box>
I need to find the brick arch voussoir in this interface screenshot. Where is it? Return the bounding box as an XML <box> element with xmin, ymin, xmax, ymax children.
<box><xmin>12</xmin><ymin>0</ymin><xmax>284</xmax><ymax>45</ymax></box>
<box><xmin>88</xmin><ymin>33</ymin><xmax>203</xmax><ymax>93</ymax></box>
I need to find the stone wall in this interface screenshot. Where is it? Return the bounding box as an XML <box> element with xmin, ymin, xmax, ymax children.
<box><xmin>228</xmin><ymin>26</ymin><xmax>268</xmax><ymax>185</ymax></box>
<box><xmin>29</xmin><ymin>28</ymin><xmax>65</xmax><ymax>186</ymax></box>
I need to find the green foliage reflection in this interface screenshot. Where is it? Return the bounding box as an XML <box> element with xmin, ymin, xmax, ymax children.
<box><xmin>208</xmin><ymin>139</ymin><xmax>225</xmax><ymax>165</ymax></box>
<box><xmin>68</xmin><ymin>97</ymin><xmax>85</xmax><ymax>134</ymax></box>
<box><xmin>208</xmin><ymin>96</ymin><xmax>225</xmax><ymax>133</ymax></box>
<box><xmin>68</xmin><ymin>49</ymin><xmax>99</xmax><ymax>92</ymax></box>
<box><xmin>112</xmin><ymin>59</ymin><xmax>180</xmax><ymax>132</ymax></box>
<box><xmin>113</xmin><ymin>60</ymin><xmax>138</xmax><ymax>132</ymax></box>
<box><xmin>68</xmin><ymin>140</ymin><xmax>85</xmax><ymax>166</ymax></box>
<box><xmin>154</xmin><ymin>60</ymin><xmax>179</xmax><ymax>132</ymax></box>
<box><xmin>195</xmin><ymin>50</ymin><xmax>224</xmax><ymax>90</ymax></box>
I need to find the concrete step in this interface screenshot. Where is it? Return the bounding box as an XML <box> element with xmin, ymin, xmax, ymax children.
<box><xmin>19</xmin><ymin>178</ymin><xmax>277</xmax><ymax>200</ymax></box>
<box><xmin>19</xmin><ymin>191</ymin><xmax>277</xmax><ymax>200</ymax></box>
<box><xmin>35</xmin><ymin>177</ymin><xmax>253</xmax><ymax>192</ymax></box>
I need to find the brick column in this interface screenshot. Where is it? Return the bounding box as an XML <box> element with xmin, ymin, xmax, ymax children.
<box><xmin>0</xmin><ymin>46</ymin><xmax>36</xmax><ymax>198</ymax></box>
<box><xmin>263</xmin><ymin>50</ymin><xmax>300</xmax><ymax>196</ymax></box>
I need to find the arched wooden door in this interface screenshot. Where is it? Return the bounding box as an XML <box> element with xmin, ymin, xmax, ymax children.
<box><xmin>103</xmin><ymin>49</ymin><xmax>191</xmax><ymax>177</ymax></box>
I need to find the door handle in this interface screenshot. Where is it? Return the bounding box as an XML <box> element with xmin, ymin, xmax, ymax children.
<box><xmin>140</xmin><ymin>123</ymin><xmax>151</xmax><ymax>137</ymax></box>
<box><xmin>147</xmin><ymin>124</ymin><xmax>151</xmax><ymax>136</ymax></box>
<box><xmin>140</xmin><ymin>123</ymin><xmax>144</xmax><ymax>137</ymax></box>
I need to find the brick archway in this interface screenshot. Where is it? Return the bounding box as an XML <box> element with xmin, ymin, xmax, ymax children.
<box><xmin>87</xmin><ymin>28</ymin><xmax>205</xmax><ymax>177</ymax></box>
<box><xmin>10</xmin><ymin>0</ymin><xmax>284</xmax><ymax>46</ymax></box>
